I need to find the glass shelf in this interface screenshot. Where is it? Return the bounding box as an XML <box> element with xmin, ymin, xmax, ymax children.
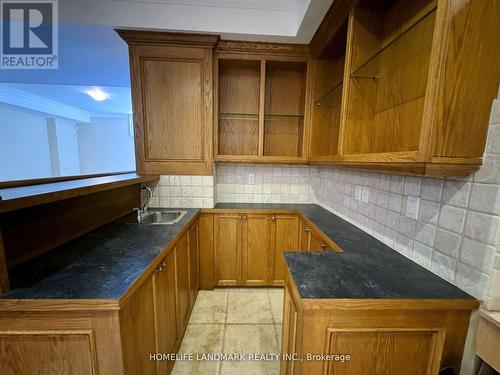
<box><xmin>314</xmin><ymin>81</ymin><xmax>343</xmax><ymax>107</ymax></box>
<box><xmin>264</xmin><ymin>114</ymin><xmax>304</xmax><ymax>119</ymax></box>
<box><xmin>219</xmin><ymin>113</ymin><xmax>259</xmax><ymax>120</ymax></box>
<box><xmin>350</xmin><ymin>6</ymin><xmax>436</xmax><ymax>80</ymax></box>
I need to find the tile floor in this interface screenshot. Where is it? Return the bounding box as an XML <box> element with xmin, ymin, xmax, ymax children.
<box><xmin>171</xmin><ymin>288</ymin><xmax>284</xmax><ymax>375</ymax></box>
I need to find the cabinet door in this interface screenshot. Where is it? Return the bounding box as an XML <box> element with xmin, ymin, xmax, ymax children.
<box><xmin>214</xmin><ymin>214</ymin><xmax>242</xmax><ymax>286</ymax></box>
<box><xmin>129</xmin><ymin>44</ymin><xmax>213</xmax><ymax>175</ymax></box>
<box><xmin>281</xmin><ymin>285</ymin><xmax>299</xmax><ymax>375</ymax></box>
<box><xmin>175</xmin><ymin>233</ymin><xmax>190</xmax><ymax>335</ymax></box>
<box><xmin>188</xmin><ymin>220</ymin><xmax>199</xmax><ymax>307</ymax></box>
<box><xmin>241</xmin><ymin>214</ymin><xmax>272</xmax><ymax>286</ymax></box>
<box><xmin>309</xmin><ymin>229</ymin><xmax>327</xmax><ymax>252</ymax></box>
<box><xmin>153</xmin><ymin>249</ymin><xmax>177</xmax><ymax>374</ymax></box>
<box><xmin>271</xmin><ymin>215</ymin><xmax>299</xmax><ymax>285</ymax></box>
<box><xmin>120</xmin><ymin>276</ymin><xmax>156</xmax><ymax>375</ymax></box>
<box><xmin>298</xmin><ymin>220</ymin><xmax>311</xmax><ymax>251</ymax></box>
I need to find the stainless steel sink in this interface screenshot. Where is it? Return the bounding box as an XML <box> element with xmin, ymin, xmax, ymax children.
<box><xmin>137</xmin><ymin>209</ymin><xmax>187</xmax><ymax>225</ymax></box>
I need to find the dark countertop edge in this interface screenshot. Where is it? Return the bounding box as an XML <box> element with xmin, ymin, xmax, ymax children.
<box><xmin>0</xmin><ymin>173</ymin><xmax>159</xmax><ymax>213</ymax></box>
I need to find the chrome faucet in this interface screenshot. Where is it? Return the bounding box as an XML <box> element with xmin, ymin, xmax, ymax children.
<box><xmin>141</xmin><ymin>186</ymin><xmax>153</xmax><ymax>212</ymax></box>
<box><xmin>133</xmin><ymin>186</ymin><xmax>153</xmax><ymax>223</ymax></box>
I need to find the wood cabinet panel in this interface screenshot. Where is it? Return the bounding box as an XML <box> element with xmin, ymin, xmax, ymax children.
<box><xmin>188</xmin><ymin>220</ymin><xmax>200</xmax><ymax>306</ymax></box>
<box><xmin>326</xmin><ymin>329</ymin><xmax>443</xmax><ymax>374</ymax></box>
<box><xmin>120</xmin><ymin>276</ymin><xmax>156</xmax><ymax>375</ymax></box>
<box><xmin>214</xmin><ymin>214</ymin><xmax>241</xmax><ymax>286</ymax></box>
<box><xmin>152</xmin><ymin>249</ymin><xmax>177</xmax><ymax>374</ymax></box>
<box><xmin>241</xmin><ymin>214</ymin><xmax>272</xmax><ymax>286</ymax></box>
<box><xmin>281</xmin><ymin>286</ymin><xmax>299</xmax><ymax>375</ymax></box>
<box><xmin>298</xmin><ymin>220</ymin><xmax>311</xmax><ymax>251</ymax></box>
<box><xmin>0</xmin><ymin>331</ymin><xmax>97</xmax><ymax>375</ymax></box>
<box><xmin>271</xmin><ymin>215</ymin><xmax>300</xmax><ymax>285</ymax></box>
<box><xmin>142</xmin><ymin>58</ymin><xmax>202</xmax><ymax>161</ymax></box>
<box><xmin>198</xmin><ymin>213</ymin><xmax>214</xmax><ymax>290</ymax></box>
<box><xmin>175</xmin><ymin>234</ymin><xmax>190</xmax><ymax>335</ymax></box>
<box><xmin>120</xmin><ymin>31</ymin><xmax>217</xmax><ymax>175</ymax></box>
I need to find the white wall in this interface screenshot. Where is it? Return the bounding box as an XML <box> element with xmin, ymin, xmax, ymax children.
<box><xmin>54</xmin><ymin>118</ymin><xmax>81</xmax><ymax>176</ymax></box>
<box><xmin>77</xmin><ymin>116</ymin><xmax>135</xmax><ymax>175</ymax></box>
<box><xmin>0</xmin><ymin>103</ymin><xmax>52</xmax><ymax>181</ymax></box>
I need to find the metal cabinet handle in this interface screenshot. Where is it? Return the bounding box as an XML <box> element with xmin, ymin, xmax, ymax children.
<box><xmin>243</xmin><ymin>215</ymin><xmax>247</xmax><ymax>220</ymax></box>
<box><xmin>158</xmin><ymin>260</ymin><xmax>167</xmax><ymax>273</ymax></box>
<box><xmin>304</xmin><ymin>226</ymin><xmax>310</xmax><ymax>232</ymax></box>
<box><xmin>272</xmin><ymin>215</ymin><xmax>276</xmax><ymax>220</ymax></box>
<box><xmin>238</xmin><ymin>215</ymin><xmax>242</xmax><ymax>220</ymax></box>
<box><xmin>321</xmin><ymin>243</ymin><xmax>327</xmax><ymax>249</ymax></box>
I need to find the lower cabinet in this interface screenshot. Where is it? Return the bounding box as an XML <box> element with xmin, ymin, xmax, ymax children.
<box><xmin>280</xmin><ymin>275</ymin><xmax>476</xmax><ymax>375</ymax></box>
<box><xmin>188</xmin><ymin>221</ymin><xmax>200</xmax><ymax>307</ymax></box>
<box><xmin>214</xmin><ymin>213</ymin><xmax>301</xmax><ymax>286</ymax></box>
<box><xmin>152</xmin><ymin>248</ymin><xmax>178</xmax><ymax>374</ymax></box>
<box><xmin>175</xmin><ymin>231</ymin><xmax>191</xmax><ymax>337</ymax></box>
<box><xmin>242</xmin><ymin>214</ymin><xmax>273</xmax><ymax>286</ymax></box>
<box><xmin>214</xmin><ymin>213</ymin><xmax>242</xmax><ymax>286</ymax></box>
<box><xmin>270</xmin><ymin>215</ymin><xmax>299</xmax><ymax>285</ymax></box>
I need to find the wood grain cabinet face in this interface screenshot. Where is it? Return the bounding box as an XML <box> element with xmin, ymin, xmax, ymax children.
<box><xmin>188</xmin><ymin>220</ymin><xmax>200</xmax><ymax>307</ymax></box>
<box><xmin>214</xmin><ymin>214</ymin><xmax>242</xmax><ymax>286</ymax></box>
<box><xmin>128</xmin><ymin>44</ymin><xmax>214</xmax><ymax>175</ymax></box>
<box><xmin>298</xmin><ymin>220</ymin><xmax>311</xmax><ymax>251</ymax></box>
<box><xmin>308</xmin><ymin>0</ymin><xmax>500</xmax><ymax>176</ymax></box>
<box><xmin>175</xmin><ymin>233</ymin><xmax>191</xmax><ymax>335</ymax></box>
<box><xmin>152</xmin><ymin>249</ymin><xmax>177</xmax><ymax>374</ymax></box>
<box><xmin>241</xmin><ymin>214</ymin><xmax>273</xmax><ymax>286</ymax></box>
<box><xmin>270</xmin><ymin>215</ymin><xmax>300</xmax><ymax>285</ymax></box>
<box><xmin>215</xmin><ymin>51</ymin><xmax>312</xmax><ymax>164</ymax></box>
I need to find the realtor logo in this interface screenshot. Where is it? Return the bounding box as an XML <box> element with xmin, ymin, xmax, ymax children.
<box><xmin>1</xmin><ymin>0</ymin><xmax>58</xmax><ymax>69</ymax></box>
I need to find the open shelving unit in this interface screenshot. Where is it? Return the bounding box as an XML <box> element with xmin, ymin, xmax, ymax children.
<box><xmin>341</xmin><ymin>0</ymin><xmax>437</xmax><ymax>157</ymax></box>
<box><xmin>217</xmin><ymin>59</ymin><xmax>261</xmax><ymax>156</ymax></box>
<box><xmin>308</xmin><ymin>20</ymin><xmax>348</xmax><ymax>160</ymax></box>
<box><xmin>215</xmin><ymin>54</ymin><xmax>309</xmax><ymax>163</ymax></box>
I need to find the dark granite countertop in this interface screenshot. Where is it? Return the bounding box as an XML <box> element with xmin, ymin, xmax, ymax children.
<box><xmin>1</xmin><ymin>209</ymin><xmax>199</xmax><ymax>300</ymax></box>
<box><xmin>215</xmin><ymin>203</ymin><xmax>473</xmax><ymax>300</ymax></box>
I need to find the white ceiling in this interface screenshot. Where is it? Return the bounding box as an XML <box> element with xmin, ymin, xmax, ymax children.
<box><xmin>60</xmin><ymin>0</ymin><xmax>332</xmax><ymax>43</ymax></box>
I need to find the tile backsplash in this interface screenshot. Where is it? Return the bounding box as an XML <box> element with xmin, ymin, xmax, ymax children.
<box><xmin>148</xmin><ymin>175</ymin><xmax>215</xmax><ymax>208</ymax></box>
<box><xmin>216</xmin><ymin>164</ymin><xmax>314</xmax><ymax>204</ymax></box>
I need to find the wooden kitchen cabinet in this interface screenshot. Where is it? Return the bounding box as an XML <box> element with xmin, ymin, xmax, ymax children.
<box><xmin>118</xmin><ymin>31</ymin><xmax>219</xmax><ymax>175</ymax></box>
<box><xmin>152</xmin><ymin>248</ymin><xmax>178</xmax><ymax>374</ymax></box>
<box><xmin>281</xmin><ymin>272</ymin><xmax>476</xmax><ymax>375</ymax></box>
<box><xmin>175</xmin><ymin>232</ymin><xmax>190</xmax><ymax>335</ymax></box>
<box><xmin>270</xmin><ymin>214</ymin><xmax>300</xmax><ymax>285</ymax></box>
<box><xmin>214</xmin><ymin>213</ymin><xmax>242</xmax><ymax>286</ymax></box>
<box><xmin>241</xmin><ymin>214</ymin><xmax>273</xmax><ymax>286</ymax></box>
<box><xmin>188</xmin><ymin>219</ymin><xmax>199</xmax><ymax>307</ymax></box>
<box><xmin>298</xmin><ymin>219</ymin><xmax>311</xmax><ymax>251</ymax></box>
<box><xmin>214</xmin><ymin>42</ymin><xmax>313</xmax><ymax>164</ymax></box>
<box><xmin>308</xmin><ymin>0</ymin><xmax>500</xmax><ymax>176</ymax></box>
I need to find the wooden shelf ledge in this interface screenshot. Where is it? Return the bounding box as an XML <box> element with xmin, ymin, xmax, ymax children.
<box><xmin>0</xmin><ymin>173</ymin><xmax>159</xmax><ymax>213</ymax></box>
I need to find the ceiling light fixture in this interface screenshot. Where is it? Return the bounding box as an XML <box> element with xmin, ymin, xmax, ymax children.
<box><xmin>85</xmin><ymin>88</ymin><xmax>110</xmax><ymax>101</ymax></box>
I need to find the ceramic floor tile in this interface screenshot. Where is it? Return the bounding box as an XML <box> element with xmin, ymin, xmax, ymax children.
<box><xmin>226</xmin><ymin>291</ymin><xmax>273</xmax><ymax>323</ymax></box>
<box><xmin>220</xmin><ymin>360</ymin><xmax>280</xmax><ymax>375</ymax></box>
<box><xmin>268</xmin><ymin>291</ymin><xmax>284</xmax><ymax>323</ymax></box>
<box><xmin>274</xmin><ymin>324</ymin><xmax>282</xmax><ymax>350</ymax></box>
<box><xmin>178</xmin><ymin>324</ymin><xmax>224</xmax><ymax>354</ymax></box>
<box><xmin>171</xmin><ymin>360</ymin><xmax>220</xmax><ymax>375</ymax></box>
<box><xmin>223</xmin><ymin>324</ymin><xmax>279</xmax><ymax>354</ymax></box>
<box><xmin>189</xmin><ymin>290</ymin><xmax>228</xmax><ymax>323</ymax></box>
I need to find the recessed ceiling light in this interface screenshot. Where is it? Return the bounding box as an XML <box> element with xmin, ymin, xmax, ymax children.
<box><xmin>85</xmin><ymin>88</ymin><xmax>110</xmax><ymax>101</ymax></box>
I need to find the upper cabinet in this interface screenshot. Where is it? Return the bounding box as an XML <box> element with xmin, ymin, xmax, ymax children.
<box><xmin>308</xmin><ymin>0</ymin><xmax>500</xmax><ymax>176</ymax></box>
<box><xmin>118</xmin><ymin>0</ymin><xmax>499</xmax><ymax>177</ymax></box>
<box><xmin>118</xmin><ymin>31</ymin><xmax>219</xmax><ymax>175</ymax></box>
<box><xmin>214</xmin><ymin>42</ymin><xmax>312</xmax><ymax>164</ymax></box>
